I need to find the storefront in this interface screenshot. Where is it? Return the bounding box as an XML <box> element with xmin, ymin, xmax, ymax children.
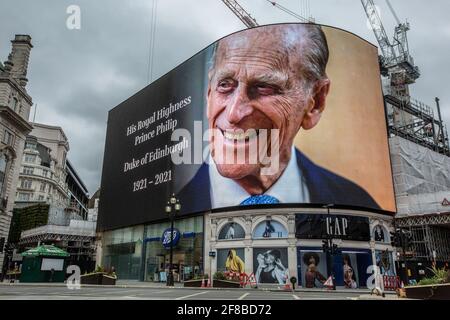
<box><xmin>205</xmin><ymin>211</ymin><xmax>296</xmax><ymax>285</ymax></box>
<box><xmin>205</xmin><ymin>207</ymin><xmax>396</xmax><ymax>288</ymax></box>
<box><xmin>143</xmin><ymin>215</ymin><xmax>204</xmax><ymax>282</ymax></box>
<box><xmin>102</xmin><ymin>225</ymin><xmax>144</xmax><ymax>280</ymax></box>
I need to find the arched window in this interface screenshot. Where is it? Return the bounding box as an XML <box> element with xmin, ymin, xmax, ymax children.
<box><xmin>253</xmin><ymin>220</ymin><xmax>288</xmax><ymax>239</ymax></box>
<box><xmin>373</xmin><ymin>225</ymin><xmax>389</xmax><ymax>243</ymax></box>
<box><xmin>218</xmin><ymin>222</ymin><xmax>245</xmax><ymax>240</ymax></box>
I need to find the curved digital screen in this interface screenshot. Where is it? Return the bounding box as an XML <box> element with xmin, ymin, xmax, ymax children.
<box><xmin>98</xmin><ymin>23</ymin><xmax>396</xmax><ymax>231</ymax></box>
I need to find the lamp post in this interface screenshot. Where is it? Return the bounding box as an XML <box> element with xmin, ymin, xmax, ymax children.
<box><xmin>165</xmin><ymin>193</ymin><xmax>181</xmax><ymax>287</ymax></box>
<box><xmin>322</xmin><ymin>204</ymin><xmax>337</xmax><ymax>290</ymax></box>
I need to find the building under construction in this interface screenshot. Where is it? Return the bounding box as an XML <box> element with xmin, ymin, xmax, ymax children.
<box><xmin>362</xmin><ymin>0</ymin><xmax>450</xmax><ymax>280</ymax></box>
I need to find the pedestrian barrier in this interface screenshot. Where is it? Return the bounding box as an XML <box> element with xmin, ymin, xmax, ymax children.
<box><xmin>222</xmin><ymin>272</ymin><xmax>258</xmax><ymax>288</ymax></box>
<box><xmin>383</xmin><ymin>275</ymin><xmax>401</xmax><ymax>291</ymax></box>
<box><xmin>282</xmin><ymin>275</ymin><xmax>292</xmax><ymax>291</ymax></box>
<box><xmin>323</xmin><ymin>276</ymin><xmax>334</xmax><ymax>290</ymax></box>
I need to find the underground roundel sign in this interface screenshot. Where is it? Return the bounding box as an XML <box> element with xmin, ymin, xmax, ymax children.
<box><xmin>161</xmin><ymin>228</ymin><xmax>181</xmax><ymax>248</ymax></box>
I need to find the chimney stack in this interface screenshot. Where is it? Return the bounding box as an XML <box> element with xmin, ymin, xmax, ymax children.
<box><xmin>6</xmin><ymin>34</ymin><xmax>33</xmax><ymax>88</ymax></box>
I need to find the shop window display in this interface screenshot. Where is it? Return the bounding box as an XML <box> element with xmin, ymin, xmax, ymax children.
<box><xmin>144</xmin><ymin>216</ymin><xmax>203</xmax><ymax>282</ymax></box>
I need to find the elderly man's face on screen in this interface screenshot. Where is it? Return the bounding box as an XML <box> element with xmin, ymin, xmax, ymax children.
<box><xmin>207</xmin><ymin>24</ymin><xmax>330</xmax><ymax>184</ymax></box>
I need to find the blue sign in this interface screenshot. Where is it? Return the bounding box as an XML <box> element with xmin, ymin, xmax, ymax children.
<box><xmin>161</xmin><ymin>228</ymin><xmax>181</xmax><ymax>248</ymax></box>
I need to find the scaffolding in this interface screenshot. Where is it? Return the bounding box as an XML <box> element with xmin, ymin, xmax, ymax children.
<box><xmin>396</xmin><ymin>216</ymin><xmax>450</xmax><ymax>262</ymax></box>
<box><xmin>385</xmin><ymin>84</ymin><xmax>450</xmax><ymax>156</ymax></box>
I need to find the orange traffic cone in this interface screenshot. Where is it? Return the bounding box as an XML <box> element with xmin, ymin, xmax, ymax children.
<box><xmin>201</xmin><ymin>278</ymin><xmax>206</xmax><ymax>288</ymax></box>
<box><xmin>207</xmin><ymin>277</ymin><xmax>212</xmax><ymax>288</ymax></box>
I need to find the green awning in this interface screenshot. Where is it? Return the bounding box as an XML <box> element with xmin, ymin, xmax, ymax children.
<box><xmin>21</xmin><ymin>245</ymin><xmax>70</xmax><ymax>258</ymax></box>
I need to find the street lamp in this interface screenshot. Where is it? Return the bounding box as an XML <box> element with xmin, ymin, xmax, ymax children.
<box><xmin>165</xmin><ymin>193</ymin><xmax>181</xmax><ymax>286</ymax></box>
<box><xmin>322</xmin><ymin>204</ymin><xmax>337</xmax><ymax>290</ymax></box>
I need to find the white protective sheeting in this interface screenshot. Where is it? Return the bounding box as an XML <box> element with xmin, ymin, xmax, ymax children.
<box><xmin>390</xmin><ymin>136</ymin><xmax>450</xmax><ymax>216</ymax></box>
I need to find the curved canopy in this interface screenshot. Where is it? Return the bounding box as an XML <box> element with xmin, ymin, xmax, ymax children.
<box><xmin>21</xmin><ymin>245</ymin><xmax>69</xmax><ymax>258</ymax></box>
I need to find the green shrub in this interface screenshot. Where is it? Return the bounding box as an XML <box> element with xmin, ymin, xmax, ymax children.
<box><xmin>214</xmin><ymin>271</ymin><xmax>226</xmax><ymax>280</ymax></box>
<box><xmin>417</xmin><ymin>267</ymin><xmax>448</xmax><ymax>286</ymax></box>
<box><xmin>95</xmin><ymin>265</ymin><xmax>105</xmax><ymax>273</ymax></box>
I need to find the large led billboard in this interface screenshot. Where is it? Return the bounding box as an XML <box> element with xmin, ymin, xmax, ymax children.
<box><xmin>98</xmin><ymin>23</ymin><xmax>396</xmax><ymax>231</ymax></box>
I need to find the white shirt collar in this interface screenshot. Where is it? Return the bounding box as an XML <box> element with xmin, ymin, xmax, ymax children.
<box><xmin>209</xmin><ymin>147</ymin><xmax>310</xmax><ymax>208</ymax></box>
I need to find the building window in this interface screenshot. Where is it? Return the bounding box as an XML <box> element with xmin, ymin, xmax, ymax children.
<box><xmin>373</xmin><ymin>225</ymin><xmax>389</xmax><ymax>243</ymax></box>
<box><xmin>3</xmin><ymin>130</ymin><xmax>15</xmax><ymax>146</ymax></box>
<box><xmin>40</xmin><ymin>183</ymin><xmax>46</xmax><ymax>192</ymax></box>
<box><xmin>24</xmin><ymin>154</ymin><xmax>36</xmax><ymax>163</ymax></box>
<box><xmin>42</xmin><ymin>169</ymin><xmax>48</xmax><ymax>178</ymax></box>
<box><xmin>38</xmin><ymin>195</ymin><xmax>44</xmax><ymax>201</ymax></box>
<box><xmin>23</xmin><ymin>166</ymin><xmax>34</xmax><ymax>175</ymax></box>
<box><xmin>218</xmin><ymin>222</ymin><xmax>246</xmax><ymax>240</ymax></box>
<box><xmin>252</xmin><ymin>220</ymin><xmax>288</xmax><ymax>239</ymax></box>
<box><xmin>0</xmin><ymin>153</ymin><xmax>8</xmax><ymax>198</ymax></box>
<box><xmin>18</xmin><ymin>193</ymin><xmax>31</xmax><ymax>201</ymax></box>
<box><xmin>25</xmin><ymin>142</ymin><xmax>37</xmax><ymax>150</ymax></box>
<box><xmin>62</xmin><ymin>152</ymin><xmax>67</xmax><ymax>168</ymax></box>
<box><xmin>21</xmin><ymin>179</ymin><xmax>32</xmax><ymax>189</ymax></box>
<box><xmin>9</xmin><ymin>97</ymin><xmax>19</xmax><ymax>112</ymax></box>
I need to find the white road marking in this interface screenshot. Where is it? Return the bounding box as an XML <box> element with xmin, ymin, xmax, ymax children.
<box><xmin>80</xmin><ymin>289</ymin><xmax>138</xmax><ymax>296</ymax></box>
<box><xmin>293</xmin><ymin>294</ymin><xmax>301</xmax><ymax>300</ymax></box>
<box><xmin>238</xmin><ymin>293</ymin><xmax>250</xmax><ymax>300</ymax></box>
<box><xmin>175</xmin><ymin>291</ymin><xmax>208</xmax><ymax>300</ymax></box>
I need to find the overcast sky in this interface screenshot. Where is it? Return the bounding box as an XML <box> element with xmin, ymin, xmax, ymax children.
<box><xmin>1</xmin><ymin>0</ymin><xmax>449</xmax><ymax>195</ymax></box>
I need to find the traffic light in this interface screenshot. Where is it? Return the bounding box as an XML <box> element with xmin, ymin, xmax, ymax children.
<box><xmin>390</xmin><ymin>230</ymin><xmax>402</xmax><ymax>248</ymax></box>
<box><xmin>402</xmin><ymin>231</ymin><xmax>413</xmax><ymax>250</ymax></box>
<box><xmin>4</xmin><ymin>243</ymin><xmax>13</xmax><ymax>256</ymax></box>
<box><xmin>0</xmin><ymin>237</ymin><xmax>5</xmax><ymax>253</ymax></box>
<box><xmin>390</xmin><ymin>231</ymin><xmax>396</xmax><ymax>247</ymax></box>
<box><xmin>322</xmin><ymin>239</ymin><xmax>329</xmax><ymax>252</ymax></box>
<box><xmin>332</xmin><ymin>244</ymin><xmax>339</xmax><ymax>255</ymax></box>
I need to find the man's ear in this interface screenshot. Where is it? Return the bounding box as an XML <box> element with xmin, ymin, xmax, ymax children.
<box><xmin>301</xmin><ymin>78</ymin><xmax>331</xmax><ymax>130</ymax></box>
<box><xmin>206</xmin><ymin>84</ymin><xmax>212</xmax><ymax>119</ymax></box>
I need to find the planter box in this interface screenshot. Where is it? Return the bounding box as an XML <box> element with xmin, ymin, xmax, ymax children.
<box><xmin>213</xmin><ymin>280</ymin><xmax>241</xmax><ymax>288</ymax></box>
<box><xmin>183</xmin><ymin>279</ymin><xmax>204</xmax><ymax>287</ymax></box>
<box><xmin>80</xmin><ymin>273</ymin><xmax>103</xmax><ymax>285</ymax></box>
<box><xmin>101</xmin><ymin>275</ymin><xmax>117</xmax><ymax>286</ymax></box>
<box><xmin>80</xmin><ymin>273</ymin><xmax>116</xmax><ymax>286</ymax></box>
<box><xmin>405</xmin><ymin>283</ymin><xmax>450</xmax><ymax>300</ymax></box>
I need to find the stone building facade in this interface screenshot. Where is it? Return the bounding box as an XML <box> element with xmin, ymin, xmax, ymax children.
<box><xmin>0</xmin><ymin>35</ymin><xmax>34</xmax><ymax>274</ymax></box>
<box><xmin>15</xmin><ymin>123</ymin><xmax>70</xmax><ymax>209</ymax></box>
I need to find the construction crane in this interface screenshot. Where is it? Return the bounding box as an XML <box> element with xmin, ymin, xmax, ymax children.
<box><xmin>221</xmin><ymin>0</ymin><xmax>258</xmax><ymax>28</ymax></box>
<box><xmin>361</xmin><ymin>0</ymin><xmax>420</xmax><ymax>94</ymax></box>
<box><xmin>220</xmin><ymin>0</ymin><xmax>311</xmax><ymax>28</ymax></box>
<box><xmin>362</xmin><ymin>0</ymin><xmax>449</xmax><ymax>155</ymax></box>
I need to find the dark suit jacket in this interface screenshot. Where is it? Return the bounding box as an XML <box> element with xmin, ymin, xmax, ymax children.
<box><xmin>178</xmin><ymin>149</ymin><xmax>380</xmax><ymax>214</ymax></box>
